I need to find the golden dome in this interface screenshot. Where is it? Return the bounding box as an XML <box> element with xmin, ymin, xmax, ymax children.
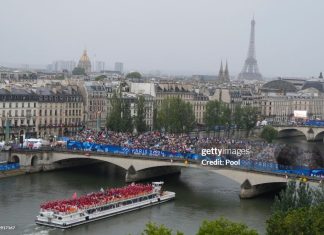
<box><xmin>78</xmin><ymin>49</ymin><xmax>91</xmax><ymax>74</ymax></box>
<box><xmin>80</xmin><ymin>50</ymin><xmax>90</xmax><ymax>62</ymax></box>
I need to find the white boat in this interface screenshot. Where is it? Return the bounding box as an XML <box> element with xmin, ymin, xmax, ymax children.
<box><xmin>35</xmin><ymin>182</ymin><xmax>175</xmax><ymax>229</ymax></box>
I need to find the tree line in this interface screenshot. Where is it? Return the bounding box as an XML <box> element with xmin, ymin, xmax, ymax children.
<box><xmin>106</xmin><ymin>92</ymin><xmax>147</xmax><ymax>133</ymax></box>
<box><xmin>203</xmin><ymin>100</ymin><xmax>258</xmax><ymax>135</ymax></box>
<box><xmin>107</xmin><ymin>95</ymin><xmax>259</xmax><ymax>134</ymax></box>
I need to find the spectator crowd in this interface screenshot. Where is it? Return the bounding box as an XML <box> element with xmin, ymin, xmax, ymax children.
<box><xmin>68</xmin><ymin>129</ymin><xmax>282</xmax><ymax>163</ymax></box>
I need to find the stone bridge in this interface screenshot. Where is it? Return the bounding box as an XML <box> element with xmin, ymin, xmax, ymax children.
<box><xmin>8</xmin><ymin>150</ymin><xmax>313</xmax><ymax>199</ymax></box>
<box><xmin>274</xmin><ymin>126</ymin><xmax>324</xmax><ymax>141</ymax></box>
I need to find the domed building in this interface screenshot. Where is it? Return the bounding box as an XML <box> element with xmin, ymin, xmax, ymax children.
<box><xmin>78</xmin><ymin>49</ymin><xmax>91</xmax><ymax>74</ymax></box>
<box><xmin>301</xmin><ymin>81</ymin><xmax>324</xmax><ymax>93</ymax></box>
<box><xmin>261</xmin><ymin>79</ymin><xmax>297</xmax><ymax>96</ymax></box>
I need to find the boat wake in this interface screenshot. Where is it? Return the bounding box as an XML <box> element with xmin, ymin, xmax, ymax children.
<box><xmin>22</xmin><ymin>224</ymin><xmax>56</xmax><ymax>235</ymax></box>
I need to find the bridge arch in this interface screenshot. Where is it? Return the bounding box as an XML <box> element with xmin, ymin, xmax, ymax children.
<box><xmin>314</xmin><ymin>130</ymin><xmax>324</xmax><ymax>141</ymax></box>
<box><xmin>11</xmin><ymin>155</ymin><xmax>20</xmax><ymax>163</ymax></box>
<box><xmin>51</xmin><ymin>156</ymin><xmax>130</xmax><ymax>171</ymax></box>
<box><xmin>277</xmin><ymin>128</ymin><xmax>308</xmax><ymax>140</ymax></box>
<box><xmin>31</xmin><ymin>155</ymin><xmax>38</xmax><ymax>167</ymax></box>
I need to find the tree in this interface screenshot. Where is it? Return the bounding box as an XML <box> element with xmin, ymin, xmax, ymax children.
<box><xmin>260</xmin><ymin>126</ymin><xmax>278</xmax><ymax>143</ymax></box>
<box><xmin>153</xmin><ymin>106</ymin><xmax>158</xmax><ymax>130</ymax></box>
<box><xmin>241</xmin><ymin>106</ymin><xmax>258</xmax><ymax>135</ymax></box>
<box><xmin>126</xmin><ymin>72</ymin><xmax>142</xmax><ymax>79</ymax></box>
<box><xmin>232</xmin><ymin>105</ymin><xmax>244</xmax><ymax>131</ymax></box>
<box><xmin>157</xmin><ymin>97</ymin><xmax>195</xmax><ymax>133</ymax></box>
<box><xmin>95</xmin><ymin>75</ymin><xmax>107</xmax><ymax>81</ymax></box>
<box><xmin>266</xmin><ymin>203</ymin><xmax>324</xmax><ymax>235</ymax></box>
<box><xmin>313</xmin><ymin>183</ymin><xmax>324</xmax><ymax>205</ymax></box>
<box><xmin>121</xmin><ymin>100</ymin><xmax>133</xmax><ymax>132</ymax></box>
<box><xmin>141</xmin><ymin>222</ymin><xmax>184</xmax><ymax>235</ymax></box>
<box><xmin>107</xmin><ymin>92</ymin><xmax>122</xmax><ymax>131</ymax></box>
<box><xmin>181</xmin><ymin>102</ymin><xmax>196</xmax><ymax>133</ymax></box>
<box><xmin>197</xmin><ymin>218</ymin><xmax>259</xmax><ymax>235</ymax></box>
<box><xmin>72</xmin><ymin>67</ymin><xmax>86</xmax><ymax>75</ymax></box>
<box><xmin>203</xmin><ymin>100</ymin><xmax>231</xmax><ymax>131</ymax></box>
<box><xmin>135</xmin><ymin>95</ymin><xmax>147</xmax><ymax>133</ymax></box>
<box><xmin>267</xmin><ymin>181</ymin><xmax>324</xmax><ymax>235</ymax></box>
<box><xmin>272</xmin><ymin>180</ymin><xmax>313</xmax><ymax>214</ymax></box>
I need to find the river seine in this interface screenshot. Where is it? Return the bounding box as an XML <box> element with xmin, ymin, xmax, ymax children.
<box><xmin>0</xmin><ymin>136</ymin><xmax>322</xmax><ymax>235</ymax></box>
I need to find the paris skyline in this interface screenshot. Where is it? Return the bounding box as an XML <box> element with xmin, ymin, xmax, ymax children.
<box><xmin>0</xmin><ymin>0</ymin><xmax>323</xmax><ymax>77</ymax></box>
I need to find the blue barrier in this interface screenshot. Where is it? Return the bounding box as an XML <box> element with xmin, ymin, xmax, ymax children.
<box><xmin>66</xmin><ymin>141</ymin><xmax>201</xmax><ymax>160</ymax></box>
<box><xmin>0</xmin><ymin>163</ymin><xmax>20</xmax><ymax>171</ymax></box>
<box><xmin>304</xmin><ymin>120</ymin><xmax>324</xmax><ymax>127</ymax></box>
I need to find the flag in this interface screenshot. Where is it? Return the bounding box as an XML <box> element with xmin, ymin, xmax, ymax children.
<box><xmin>72</xmin><ymin>192</ymin><xmax>77</xmax><ymax>199</ymax></box>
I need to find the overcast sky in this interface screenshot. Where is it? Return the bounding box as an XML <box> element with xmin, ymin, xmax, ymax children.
<box><xmin>0</xmin><ymin>0</ymin><xmax>323</xmax><ymax>77</ymax></box>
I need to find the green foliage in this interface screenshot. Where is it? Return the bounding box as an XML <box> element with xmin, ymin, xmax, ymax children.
<box><xmin>126</xmin><ymin>71</ymin><xmax>142</xmax><ymax>79</ymax></box>
<box><xmin>313</xmin><ymin>183</ymin><xmax>324</xmax><ymax>205</ymax></box>
<box><xmin>142</xmin><ymin>222</ymin><xmax>184</xmax><ymax>235</ymax></box>
<box><xmin>72</xmin><ymin>67</ymin><xmax>86</xmax><ymax>75</ymax></box>
<box><xmin>260</xmin><ymin>126</ymin><xmax>278</xmax><ymax>143</ymax></box>
<box><xmin>203</xmin><ymin>100</ymin><xmax>231</xmax><ymax>131</ymax></box>
<box><xmin>233</xmin><ymin>105</ymin><xmax>244</xmax><ymax>129</ymax></box>
<box><xmin>241</xmin><ymin>106</ymin><xmax>258</xmax><ymax>132</ymax></box>
<box><xmin>121</xmin><ymin>101</ymin><xmax>133</xmax><ymax>132</ymax></box>
<box><xmin>266</xmin><ymin>203</ymin><xmax>324</xmax><ymax>235</ymax></box>
<box><xmin>272</xmin><ymin>181</ymin><xmax>313</xmax><ymax>214</ymax></box>
<box><xmin>229</xmin><ymin>105</ymin><xmax>258</xmax><ymax>136</ymax></box>
<box><xmin>107</xmin><ymin>92</ymin><xmax>133</xmax><ymax>132</ymax></box>
<box><xmin>95</xmin><ymin>75</ymin><xmax>107</xmax><ymax>81</ymax></box>
<box><xmin>267</xmin><ymin>181</ymin><xmax>324</xmax><ymax>235</ymax></box>
<box><xmin>197</xmin><ymin>218</ymin><xmax>258</xmax><ymax>235</ymax></box>
<box><xmin>296</xmin><ymin>181</ymin><xmax>314</xmax><ymax>208</ymax></box>
<box><xmin>153</xmin><ymin>106</ymin><xmax>158</xmax><ymax>130</ymax></box>
<box><xmin>55</xmin><ymin>75</ymin><xmax>65</xmax><ymax>80</ymax></box>
<box><xmin>140</xmin><ymin>219</ymin><xmax>257</xmax><ymax>235</ymax></box>
<box><xmin>156</xmin><ymin>97</ymin><xmax>195</xmax><ymax>133</ymax></box>
<box><xmin>107</xmin><ymin>92</ymin><xmax>123</xmax><ymax>131</ymax></box>
<box><xmin>135</xmin><ymin>95</ymin><xmax>148</xmax><ymax>133</ymax></box>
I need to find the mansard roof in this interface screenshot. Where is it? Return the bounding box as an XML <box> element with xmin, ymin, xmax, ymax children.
<box><xmin>301</xmin><ymin>81</ymin><xmax>324</xmax><ymax>92</ymax></box>
<box><xmin>262</xmin><ymin>80</ymin><xmax>297</xmax><ymax>92</ymax></box>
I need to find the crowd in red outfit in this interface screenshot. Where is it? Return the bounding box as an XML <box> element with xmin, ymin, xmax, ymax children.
<box><xmin>40</xmin><ymin>184</ymin><xmax>153</xmax><ymax>214</ymax></box>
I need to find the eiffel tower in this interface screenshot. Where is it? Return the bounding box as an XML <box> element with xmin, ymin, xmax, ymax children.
<box><xmin>238</xmin><ymin>17</ymin><xmax>262</xmax><ymax>80</ymax></box>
